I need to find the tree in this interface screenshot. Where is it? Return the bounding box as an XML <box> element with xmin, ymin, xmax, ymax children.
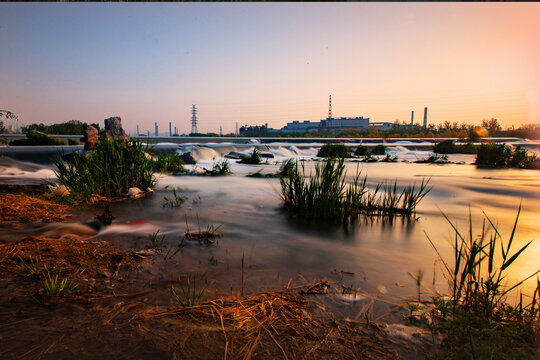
<box><xmin>0</xmin><ymin>110</ymin><xmax>19</xmax><ymax>133</ymax></box>
<box><xmin>481</xmin><ymin>118</ymin><xmax>502</xmax><ymax>136</ymax></box>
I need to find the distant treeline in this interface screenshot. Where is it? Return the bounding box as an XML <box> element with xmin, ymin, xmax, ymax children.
<box><xmin>21</xmin><ymin>120</ymin><xmax>100</xmax><ymax>135</ymax></box>
<box><xmin>240</xmin><ymin>119</ymin><xmax>540</xmax><ymax>140</ymax></box>
<box><xmin>4</xmin><ymin>117</ymin><xmax>539</xmax><ymax>140</ymax></box>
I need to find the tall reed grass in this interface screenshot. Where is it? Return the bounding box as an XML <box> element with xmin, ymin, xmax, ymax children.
<box><xmin>55</xmin><ymin>139</ymin><xmax>156</xmax><ymax>202</ymax></box>
<box><xmin>279</xmin><ymin>158</ymin><xmax>430</xmax><ymax>223</ymax></box>
<box><xmin>427</xmin><ymin>207</ymin><xmax>540</xmax><ymax>358</ymax></box>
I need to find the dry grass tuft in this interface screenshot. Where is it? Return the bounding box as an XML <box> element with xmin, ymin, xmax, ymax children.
<box><xmin>149</xmin><ymin>291</ymin><xmax>399</xmax><ymax>359</ymax></box>
<box><xmin>0</xmin><ymin>236</ymin><xmax>136</xmax><ymax>279</ymax></box>
<box><xmin>0</xmin><ymin>193</ymin><xmax>69</xmax><ymax>222</ymax></box>
<box><xmin>184</xmin><ymin>214</ymin><xmax>223</xmax><ymax>246</ymax></box>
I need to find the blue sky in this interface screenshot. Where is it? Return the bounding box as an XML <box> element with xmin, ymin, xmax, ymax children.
<box><xmin>1</xmin><ymin>3</ymin><xmax>539</xmax><ymax>134</ymax></box>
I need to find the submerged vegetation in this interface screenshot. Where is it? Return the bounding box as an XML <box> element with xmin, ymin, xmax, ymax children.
<box><xmin>475</xmin><ymin>143</ymin><xmax>539</xmax><ymax>169</ymax></box>
<box><xmin>426</xmin><ymin>208</ymin><xmax>540</xmax><ymax>359</ymax></box>
<box><xmin>162</xmin><ymin>188</ymin><xmax>186</xmax><ymax>208</ymax></box>
<box><xmin>148</xmin><ymin>230</ymin><xmax>166</xmax><ymax>251</ymax></box>
<box><xmin>279</xmin><ymin>158</ymin><xmax>430</xmax><ymax>223</ymax></box>
<box><xmin>55</xmin><ymin>139</ymin><xmax>156</xmax><ymax>202</ymax></box>
<box><xmin>317</xmin><ymin>143</ymin><xmax>350</xmax><ymax>158</ymax></box>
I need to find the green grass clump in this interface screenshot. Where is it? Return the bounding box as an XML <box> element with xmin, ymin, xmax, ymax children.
<box><xmin>67</xmin><ymin>138</ymin><xmax>79</xmax><ymax>145</ymax></box>
<box><xmin>475</xmin><ymin>143</ymin><xmax>539</xmax><ymax>169</ymax></box>
<box><xmin>278</xmin><ymin>159</ymin><xmax>298</xmax><ymax>177</ymax></box>
<box><xmin>427</xmin><ymin>207</ymin><xmax>540</xmax><ymax>359</ymax></box>
<box><xmin>152</xmin><ymin>153</ymin><xmax>186</xmax><ymax>174</ymax></box>
<box><xmin>19</xmin><ymin>256</ymin><xmax>47</xmax><ymax>278</ymax></box>
<box><xmin>371</xmin><ymin>144</ymin><xmax>386</xmax><ymax>155</ymax></box>
<box><xmin>433</xmin><ymin>140</ymin><xmax>477</xmax><ymax>154</ymax></box>
<box><xmin>55</xmin><ymin>139</ymin><xmax>156</xmax><ymax>202</ymax></box>
<box><xmin>26</xmin><ymin>132</ymin><xmax>64</xmax><ymax>146</ymax></box>
<box><xmin>279</xmin><ymin>158</ymin><xmax>430</xmax><ymax>223</ymax></box>
<box><xmin>170</xmin><ymin>272</ymin><xmax>209</xmax><ymax>307</ymax></box>
<box><xmin>317</xmin><ymin>143</ymin><xmax>350</xmax><ymax>158</ymax></box>
<box><xmin>416</xmin><ymin>154</ymin><xmax>449</xmax><ymax>164</ymax></box>
<box><xmin>239</xmin><ymin>148</ymin><xmax>262</xmax><ymax>164</ymax></box>
<box><xmin>354</xmin><ymin>145</ymin><xmax>370</xmax><ymax>156</ymax></box>
<box><xmin>211</xmin><ymin>159</ymin><xmax>232</xmax><ymax>175</ymax></box>
<box><xmin>40</xmin><ymin>272</ymin><xmax>78</xmax><ymax>297</ymax></box>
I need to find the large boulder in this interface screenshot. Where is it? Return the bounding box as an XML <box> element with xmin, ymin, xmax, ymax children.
<box><xmin>101</xmin><ymin>116</ymin><xmax>129</xmax><ymax>141</ymax></box>
<box><xmin>83</xmin><ymin>124</ymin><xmax>99</xmax><ymax>150</ymax></box>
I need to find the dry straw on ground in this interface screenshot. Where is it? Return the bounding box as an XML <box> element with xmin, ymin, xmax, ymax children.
<box><xmin>0</xmin><ymin>193</ymin><xmax>69</xmax><ymax>222</ymax></box>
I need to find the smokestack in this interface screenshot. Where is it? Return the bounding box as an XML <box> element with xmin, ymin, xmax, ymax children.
<box><xmin>423</xmin><ymin>107</ymin><xmax>428</xmax><ymax>128</ymax></box>
<box><xmin>169</xmin><ymin>122</ymin><xmax>172</xmax><ymax>137</ymax></box>
<box><xmin>137</xmin><ymin>125</ymin><xmax>139</xmax><ymax>136</ymax></box>
<box><xmin>155</xmin><ymin>122</ymin><xmax>158</xmax><ymax>136</ymax></box>
<box><xmin>410</xmin><ymin>111</ymin><xmax>414</xmax><ymax>126</ymax></box>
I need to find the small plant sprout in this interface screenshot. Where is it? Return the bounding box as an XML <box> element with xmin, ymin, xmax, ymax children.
<box><xmin>40</xmin><ymin>273</ymin><xmax>78</xmax><ymax>297</ymax></box>
<box><xmin>414</xmin><ymin>269</ymin><xmax>424</xmax><ymax>302</ymax></box>
<box><xmin>148</xmin><ymin>230</ymin><xmax>166</xmax><ymax>251</ymax></box>
<box><xmin>170</xmin><ymin>272</ymin><xmax>209</xmax><ymax>307</ymax></box>
<box><xmin>406</xmin><ymin>301</ymin><xmax>421</xmax><ymax>317</ymax></box>
<box><xmin>19</xmin><ymin>256</ymin><xmax>45</xmax><ymax>278</ymax></box>
<box><xmin>162</xmin><ymin>188</ymin><xmax>186</xmax><ymax>208</ymax></box>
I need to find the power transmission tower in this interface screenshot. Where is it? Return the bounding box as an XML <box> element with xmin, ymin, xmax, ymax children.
<box><xmin>191</xmin><ymin>104</ymin><xmax>198</xmax><ymax>134</ymax></box>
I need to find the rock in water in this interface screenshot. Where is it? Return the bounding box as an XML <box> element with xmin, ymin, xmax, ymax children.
<box><xmin>95</xmin><ymin>203</ymin><xmax>115</xmax><ymax>225</ymax></box>
<box><xmin>102</xmin><ymin>116</ymin><xmax>129</xmax><ymax>141</ymax></box>
<box><xmin>180</xmin><ymin>152</ymin><xmax>196</xmax><ymax>164</ymax></box>
<box><xmin>127</xmin><ymin>187</ymin><xmax>144</xmax><ymax>198</ymax></box>
<box><xmin>83</xmin><ymin>124</ymin><xmax>99</xmax><ymax>150</ymax></box>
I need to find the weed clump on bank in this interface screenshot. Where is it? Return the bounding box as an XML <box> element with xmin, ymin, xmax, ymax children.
<box><xmin>371</xmin><ymin>144</ymin><xmax>386</xmax><ymax>155</ymax></box>
<box><xmin>152</xmin><ymin>153</ymin><xmax>186</xmax><ymax>174</ymax></box>
<box><xmin>279</xmin><ymin>158</ymin><xmax>430</xmax><ymax>223</ymax></box>
<box><xmin>18</xmin><ymin>131</ymin><xmax>65</xmax><ymax>146</ymax></box>
<box><xmin>239</xmin><ymin>148</ymin><xmax>262</xmax><ymax>164</ymax></box>
<box><xmin>211</xmin><ymin>159</ymin><xmax>232</xmax><ymax>175</ymax></box>
<box><xmin>433</xmin><ymin>140</ymin><xmax>477</xmax><ymax>154</ymax></box>
<box><xmin>426</xmin><ymin>208</ymin><xmax>540</xmax><ymax>359</ymax></box>
<box><xmin>475</xmin><ymin>143</ymin><xmax>539</xmax><ymax>169</ymax></box>
<box><xmin>317</xmin><ymin>143</ymin><xmax>351</xmax><ymax>158</ymax></box>
<box><xmin>354</xmin><ymin>144</ymin><xmax>370</xmax><ymax>156</ymax></box>
<box><xmin>55</xmin><ymin>139</ymin><xmax>156</xmax><ymax>203</ymax></box>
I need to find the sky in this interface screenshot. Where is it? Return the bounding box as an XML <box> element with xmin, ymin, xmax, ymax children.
<box><xmin>1</xmin><ymin>3</ymin><xmax>539</xmax><ymax>134</ymax></box>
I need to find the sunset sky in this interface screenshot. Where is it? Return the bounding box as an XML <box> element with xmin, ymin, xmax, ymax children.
<box><xmin>1</xmin><ymin>3</ymin><xmax>539</xmax><ymax>134</ymax></box>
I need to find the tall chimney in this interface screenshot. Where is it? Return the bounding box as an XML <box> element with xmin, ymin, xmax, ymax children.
<box><xmin>169</xmin><ymin>122</ymin><xmax>172</xmax><ymax>137</ymax></box>
<box><xmin>423</xmin><ymin>107</ymin><xmax>428</xmax><ymax>128</ymax></box>
<box><xmin>155</xmin><ymin>122</ymin><xmax>158</xmax><ymax>136</ymax></box>
<box><xmin>411</xmin><ymin>111</ymin><xmax>414</xmax><ymax>126</ymax></box>
<box><xmin>137</xmin><ymin>125</ymin><xmax>139</xmax><ymax>136</ymax></box>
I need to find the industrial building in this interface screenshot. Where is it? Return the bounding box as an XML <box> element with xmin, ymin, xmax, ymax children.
<box><xmin>280</xmin><ymin>120</ymin><xmax>320</xmax><ymax>133</ymax></box>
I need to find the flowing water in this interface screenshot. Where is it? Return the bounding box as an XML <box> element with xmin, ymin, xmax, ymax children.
<box><xmin>1</xmin><ymin>140</ymin><xmax>539</xmax><ymax>323</ymax></box>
